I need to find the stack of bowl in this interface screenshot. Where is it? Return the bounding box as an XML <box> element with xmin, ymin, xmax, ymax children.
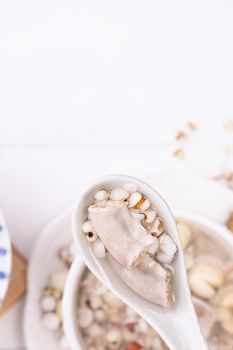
<box><xmin>0</xmin><ymin>211</ymin><xmax>12</xmax><ymax>306</ymax></box>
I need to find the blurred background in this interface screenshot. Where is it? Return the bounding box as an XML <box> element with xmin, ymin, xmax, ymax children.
<box><xmin>0</xmin><ymin>0</ymin><xmax>233</xmax><ymax>349</ymax></box>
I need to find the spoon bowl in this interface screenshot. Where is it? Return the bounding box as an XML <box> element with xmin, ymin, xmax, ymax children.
<box><xmin>71</xmin><ymin>175</ymin><xmax>208</xmax><ymax>350</ymax></box>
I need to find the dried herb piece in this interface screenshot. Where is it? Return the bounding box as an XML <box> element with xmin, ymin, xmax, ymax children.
<box><xmin>173</xmin><ymin>148</ymin><xmax>185</xmax><ymax>159</ymax></box>
<box><xmin>187</xmin><ymin>122</ymin><xmax>197</xmax><ymax>131</ymax></box>
<box><xmin>175</xmin><ymin>131</ymin><xmax>187</xmax><ymax>141</ymax></box>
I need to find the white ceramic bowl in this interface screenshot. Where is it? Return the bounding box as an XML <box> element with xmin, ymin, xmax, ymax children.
<box><xmin>0</xmin><ymin>210</ymin><xmax>12</xmax><ymax>305</ymax></box>
<box><xmin>63</xmin><ymin>211</ymin><xmax>233</xmax><ymax>350</ymax></box>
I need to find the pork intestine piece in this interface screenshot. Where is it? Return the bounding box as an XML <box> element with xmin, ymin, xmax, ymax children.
<box><xmin>109</xmin><ymin>254</ymin><xmax>172</xmax><ymax>308</ymax></box>
<box><xmin>88</xmin><ymin>200</ymin><xmax>153</xmax><ymax>268</ymax></box>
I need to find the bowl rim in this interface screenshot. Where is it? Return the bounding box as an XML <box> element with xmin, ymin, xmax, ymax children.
<box><xmin>63</xmin><ymin>210</ymin><xmax>233</xmax><ymax>350</ymax></box>
<box><xmin>0</xmin><ymin>210</ymin><xmax>12</xmax><ymax>305</ymax></box>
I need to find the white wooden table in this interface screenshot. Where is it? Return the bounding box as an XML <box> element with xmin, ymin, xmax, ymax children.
<box><xmin>0</xmin><ymin>1</ymin><xmax>233</xmax><ymax>348</ymax></box>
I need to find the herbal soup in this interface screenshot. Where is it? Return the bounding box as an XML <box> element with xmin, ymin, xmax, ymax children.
<box><xmin>77</xmin><ymin>220</ymin><xmax>233</xmax><ymax>350</ymax></box>
<box><xmin>81</xmin><ymin>184</ymin><xmax>178</xmax><ymax>308</ymax></box>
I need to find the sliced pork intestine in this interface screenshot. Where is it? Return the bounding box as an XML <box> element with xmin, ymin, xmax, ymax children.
<box><xmin>109</xmin><ymin>254</ymin><xmax>172</xmax><ymax>308</ymax></box>
<box><xmin>208</xmin><ymin>322</ymin><xmax>233</xmax><ymax>350</ymax></box>
<box><xmin>88</xmin><ymin>200</ymin><xmax>154</xmax><ymax>268</ymax></box>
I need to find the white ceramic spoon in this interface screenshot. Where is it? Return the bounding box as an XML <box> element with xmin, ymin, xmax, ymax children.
<box><xmin>72</xmin><ymin>175</ymin><xmax>209</xmax><ymax>350</ymax></box>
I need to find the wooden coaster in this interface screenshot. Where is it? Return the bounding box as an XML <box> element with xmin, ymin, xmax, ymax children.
<box><xmin>0</xmin><ymin>246</ymin><xmax>27</xmax><ymax>315</ymax></box>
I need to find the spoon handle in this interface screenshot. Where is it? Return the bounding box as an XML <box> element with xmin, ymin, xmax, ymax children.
<box><xmin>141</xmin><ymin>308</ymin><xmax>209</xmax><ymax>350</ymax></box>
<box><xmin>161</xmin><ymin>316</ymin><xmax>209</xmax><ymax>350</ymax></box>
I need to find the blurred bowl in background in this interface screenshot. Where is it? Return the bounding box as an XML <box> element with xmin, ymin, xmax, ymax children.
<box><xmin>63</xmin><ymin>211</ymin><xmax>233</xmax><ymax>350</ymax></box>
<box><xmin>0</xmin><ymin>210</ymin><xmax>12</xmax><ymax>305</ymax></box>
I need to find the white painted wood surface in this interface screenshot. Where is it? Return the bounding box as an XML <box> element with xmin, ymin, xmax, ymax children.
<box><xmin>1</xmin><ymin>0</ymin><xmax>233</xmax><ymax>147</ymax></box>
<box><xmin>0</xmin><ymin>0</ymin><xmax>233</xmax><ymax>348</ymax></box>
